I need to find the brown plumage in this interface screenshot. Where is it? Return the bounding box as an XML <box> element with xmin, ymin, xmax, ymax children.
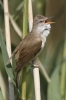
<box><xmin>9</xmin><ymin>32</ymin><xmax>42</xmax><ymax>72</ymax></box>
<box><xmin>8</xmin><ymin>15</ymin><xmax>53</xmax><ymax>72</ymax></box>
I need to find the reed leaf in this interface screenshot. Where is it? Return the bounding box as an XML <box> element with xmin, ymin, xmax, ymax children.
<box><xmin>0</xmin><ymin>30</ymin><xmax>15</xmax><ymax>84</ymax></box>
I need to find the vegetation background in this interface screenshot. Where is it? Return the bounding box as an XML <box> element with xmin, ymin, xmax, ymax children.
<box><xmin>0</xmin><ymin>0</ymin><xmax>66</xmax><ymax>100</ymax></box>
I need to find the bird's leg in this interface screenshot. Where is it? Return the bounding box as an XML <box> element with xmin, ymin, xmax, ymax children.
<box><xmin>29</xmin><ymin>59</ymin><xmax>39</xmax><ymax>68</ymax></box>
<box><xmin>30</xmin><ymin>62</ymin><xmax>39</xmax><ymax>68</ymax></box>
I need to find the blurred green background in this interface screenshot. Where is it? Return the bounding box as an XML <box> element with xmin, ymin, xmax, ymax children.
<box><xmin>0</xmin><ymin>0</ymin><xmax>66</xmax><ymax>100</ymax></box>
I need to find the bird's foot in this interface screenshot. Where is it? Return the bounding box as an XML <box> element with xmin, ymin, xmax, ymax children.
<box><xmin>30</xmin><ymin>62</ymin><xmax>39</xmax><ymax>68</ymax></box>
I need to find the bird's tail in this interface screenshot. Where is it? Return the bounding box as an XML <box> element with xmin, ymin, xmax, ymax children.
<box><xmin>16</xmin><ymin>70</ymin><xmax>21</xmax><ymax>88</ymax></box>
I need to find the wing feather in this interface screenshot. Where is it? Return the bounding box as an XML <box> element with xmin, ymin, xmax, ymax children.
<box><xmin>15</xmin><ymin>32</ymin><xmax>42</xmax><ymax>72</ymax></box>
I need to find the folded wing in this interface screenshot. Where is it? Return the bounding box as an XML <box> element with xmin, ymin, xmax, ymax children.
<box><xmin>15</xmin><ymin>32</ymin><xmax>42</xmax><ymax>72</ymax></box>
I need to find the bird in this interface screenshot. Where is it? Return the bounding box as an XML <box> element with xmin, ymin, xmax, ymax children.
<box><xmin>8</xmin><ymin>14</ymin><xmax>54</xmax><ymax>72</ymax></box>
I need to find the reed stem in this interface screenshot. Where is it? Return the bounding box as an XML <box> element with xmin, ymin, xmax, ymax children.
<box><xmin>21</xmin><ymin>0</ymin><xmax>28</xmax><ymax>99</ymax></box>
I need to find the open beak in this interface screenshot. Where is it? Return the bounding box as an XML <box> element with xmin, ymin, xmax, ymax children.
<box><xmin>45</xmin><ymin>16</ymin><xmax>55</xmax><ymax>24</ymax></box>
<box><xmin>47</xmin><ymin>21</ymin><xmax>55</xmax><ymax>24</ymax></box>
<box><xmin>46</xmin><ymin>16</ymin><xmax>55</xmax><ymax>24</ymax></box>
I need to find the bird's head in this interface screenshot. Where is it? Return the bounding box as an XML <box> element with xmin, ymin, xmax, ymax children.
<box><xmin>32</xmin><ymin>15</ymin><xmax>55</xmax><ymax>37</ymax></box>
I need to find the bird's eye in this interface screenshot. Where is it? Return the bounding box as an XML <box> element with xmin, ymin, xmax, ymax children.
<box><xmin>40</xmin><ymin>21</ymin><xmax>43</xmax><ymax>23</ymax></box>
<box><xmin>45</xmin><ymin>20</ymin><xmax>48</xmax><ymax>23</ymax></box>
